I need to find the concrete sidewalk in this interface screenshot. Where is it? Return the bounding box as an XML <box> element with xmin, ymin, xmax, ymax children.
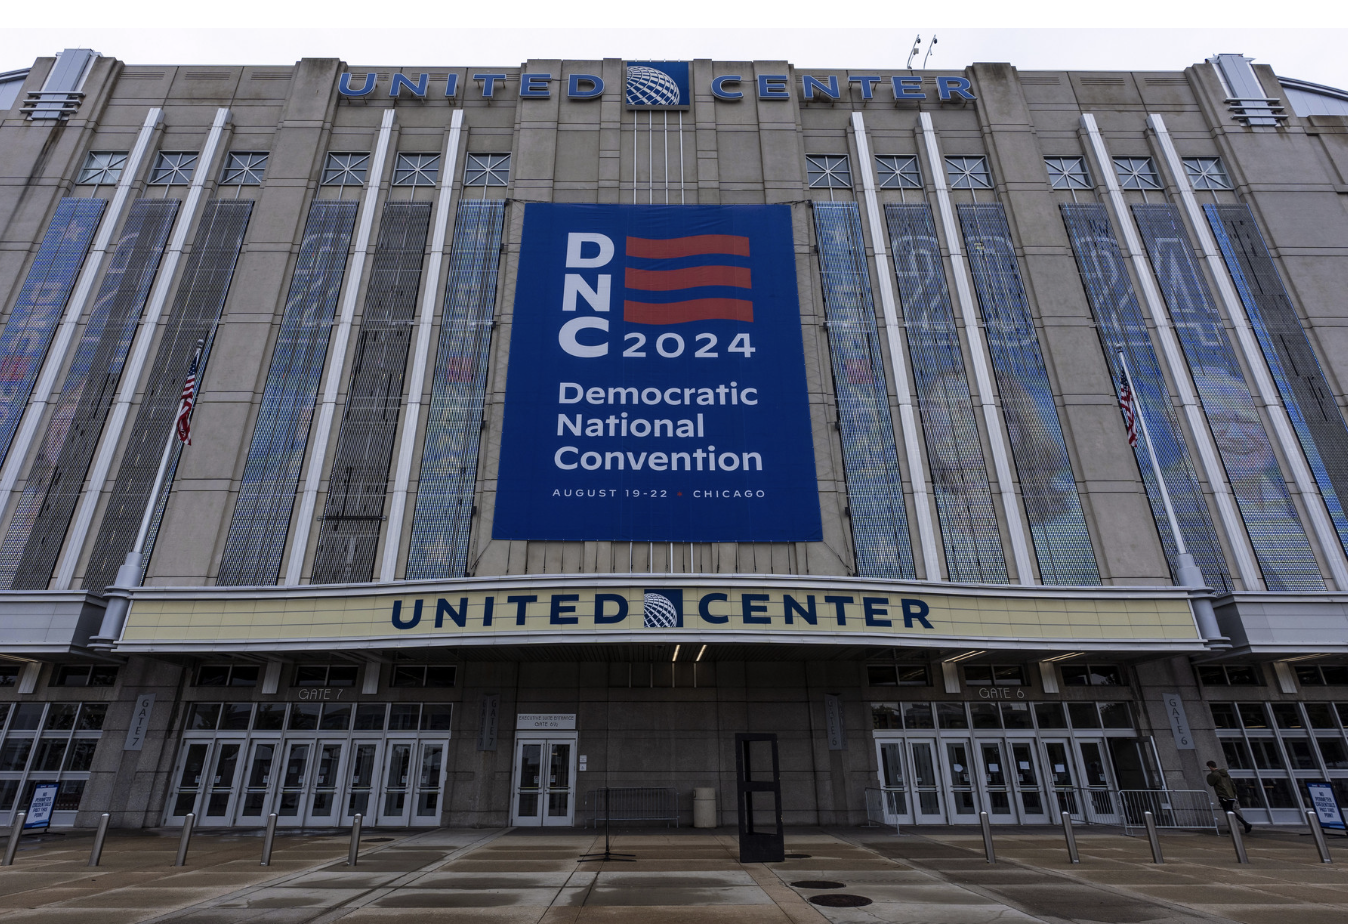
<box><xmin>1</xmin><ymin>825</ymin><xmax>1346</xmax><ymax>924</ymax></box>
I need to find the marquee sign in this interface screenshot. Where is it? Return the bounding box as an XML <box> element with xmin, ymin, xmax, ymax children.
<box><xmin>493</xmin><ymin>204</ymin><xmax>821</xmax><ymax>542</ymax></box>
<box><xmin>116</xmin><ymin>581</ymin><xmax>1203</xmax><ymax>650</ymax></box>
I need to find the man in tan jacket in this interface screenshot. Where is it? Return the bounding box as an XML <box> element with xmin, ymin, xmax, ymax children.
<box><xmin>1207</xmin><ymin>760</ymin><xmax>1253</xmax><ymax>833</ymax></box>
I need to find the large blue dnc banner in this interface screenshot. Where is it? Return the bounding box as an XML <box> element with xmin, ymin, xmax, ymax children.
<box><xmin>493</xmin><ymin>204</ymin><xmax>821</xmax><ymax>541</ymax></box>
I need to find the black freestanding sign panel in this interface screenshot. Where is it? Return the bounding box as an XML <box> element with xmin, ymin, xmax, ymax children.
<box><xmin>735</xmin><ymin>732</ymin><xmax>785</xmax><ymax>862</ymax></box>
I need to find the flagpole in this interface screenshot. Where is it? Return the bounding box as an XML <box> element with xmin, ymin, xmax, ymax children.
<box><xmin>92</xmin><ymin>340</ymin><xmax>203</xmax><ymax>651</ymax></box>
<box><xmin>1116</xmin><ymin>349</ymin><xmax>1226</xmax><ymax>644</ymax></box>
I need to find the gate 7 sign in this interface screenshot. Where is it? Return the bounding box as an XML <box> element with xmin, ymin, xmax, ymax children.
<box><xmin>494</xmin><ymin>204</ymin><xmax>821</xmax><ymax>542</ymax></box>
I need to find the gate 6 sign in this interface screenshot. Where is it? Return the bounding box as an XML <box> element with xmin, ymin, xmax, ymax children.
<box><xmin>494</xmin><ymin>204</ymin><xmax>821</xmax><ymax>542</ymax></box>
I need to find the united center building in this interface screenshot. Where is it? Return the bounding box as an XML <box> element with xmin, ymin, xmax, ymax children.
<box><xmin>1</xmin><ymin>49</ymin><xmax>1348</xmax><ymax>830</ymax></box>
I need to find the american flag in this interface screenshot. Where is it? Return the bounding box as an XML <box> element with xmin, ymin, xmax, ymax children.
<box><xmin>175</xmin><ymin>351</ymin><xmax>200</xmax><ymax>445</ymax></box>
<box><xmin>1118</xmin><ymin>372</ymin><xmax>1138</xmax><ymax>448</ymax></box>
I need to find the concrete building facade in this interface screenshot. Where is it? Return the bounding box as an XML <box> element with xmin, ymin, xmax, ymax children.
<box><xmin>2</xmin><ymin>48</ymin><xmax>1348</xmax><ymax>831</ymax></box>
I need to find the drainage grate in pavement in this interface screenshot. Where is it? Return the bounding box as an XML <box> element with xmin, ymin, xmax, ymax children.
<box><xmin>784</xmin><ymin>853</ymin><xmax>812</xmax><ymax>859</ymax></box>
<box><xmin>809</xmin><ymin>894</ymin><xmax>873</xmax><ymax>908</ymax></box>
<box><xmin>791</xmin><ymin>880</ymin><xmax>845</xmax><ymax>890</ymax></box>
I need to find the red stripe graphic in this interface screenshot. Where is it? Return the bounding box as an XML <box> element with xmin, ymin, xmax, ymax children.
<box><xmin>624</xmin><ymin>299</ymin><xmax>754</xmax><ymax>325</ymax></box>
<box><xmin>626</xmin><ymin>234</ymin><xmax>751</xmax><ymax>259</ymax></box>
<box><xmin>625</xmin><ymin>265</ymin><xmax>751</xmax><ymax>291</ymax></box>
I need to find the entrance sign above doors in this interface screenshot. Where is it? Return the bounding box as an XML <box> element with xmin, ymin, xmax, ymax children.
<box><xmin>518</xmin><ymin>714</ymin><xmax>576</xmax><ymax>730</ymax></box>
<box><xmin>118</xmin><ymin>578</ymin><xmax>1202</xmax><ymax>651</ymax></box>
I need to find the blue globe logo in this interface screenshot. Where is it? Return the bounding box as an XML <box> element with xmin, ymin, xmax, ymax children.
<box><xmin>626</xmin><ymin>65</ymin><xmax>682</xmax><ymax>106</ymax></box>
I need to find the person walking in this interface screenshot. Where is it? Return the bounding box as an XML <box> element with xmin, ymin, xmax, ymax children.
<box><xmin>1207</xmin><ymin>760</ymin><xmax>1253</xmax><ymax>833</ymax></box>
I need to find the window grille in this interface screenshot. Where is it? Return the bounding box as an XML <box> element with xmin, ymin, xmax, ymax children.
<box><xmin>84</xmin><ymin>200</ymin><xmax>253</xmax><ymax>593</ymax></box>
<box><xmin>405</xmin><ymin>199</ymin><xmax>506</xmax><ymax>579</ymax></box>
<box><xmin>1060</xmin><ymin>202</ymin><xmax>1230</xmax><ymax>592</ymax></box>
<box><xmin>1183</xmin><ymin>157</ymin><xmax>1232</xmax><ymax>190</ymax></box>
<box><xmin>393</xmin><ymin>153</ymin><xmax>440</xmax><ymax>186</ymax></box>
<box><xmin>220</xmin><ymin>152</ymin><xmax>268</xmax><ymax>185</ymax></box>
<box><xmin>321</xmin><ymin>152</ymin><xmax>369</xmax><ymax>187</ymax></box>
<box><xmin>811</xmin><ymin>201</ymin><xmax>915</xmax><ymax>579</ymax></box>
<box><xmin>1113</xmin><ymin>157</ymin><xmax>1160</xmax><ymax>190</ymax></box>
<box><xmin>945</xmin><ymin>156</ymin><xmax>991</xmax><ymax>189</ymax></box>
<box><xmin>0</xmin><ymin>198</ymin><xmax>105</xmax><ymax>470</ymax></box>
<box><xmin>463</xmin><ymin>153</ymin><xmax>510</xmax><ymax>187</ymax></box>
<box><xmin>1206</xmin><ymin>203</ymin><xmax>1348</xmax><ymax>561</ymax></box>
<box><xmin>876</xmin><ymin>155</ymin><xmax>921</xmax><ymax>189</ymax></box>
<box><xmin>1134</xmin><ymin>203</ymin><xmax>1322</xmax><ymax>590</ymax></box>
<box><xmin>1045</xmin><ymin>157</ymin><xmax>1091</xmax><ymax>190</ymax></box>
<box><xmin>884</xmin><ymin>203</ymin><xmax>1007</xmax><ymax>583</ymax></box>
<box><xmin>148</xmin><ymin>151</ymin><xmax>198</xmax><ymax>185</ymax></box>
<box><xmin>310</xmin><ymin>202</ymin><xmax>433</xmax><ymax>585</ymax></box>
<box><xmin>807</xmin><ymin>155</ymin><xmax>852</xmax><ymax>189</ymax></box>
<box><xmin>217</xmin><ymin>200</ymin><xmax>358</xmax><ymax>585</ymax></box>
<box><xmin>957</xmin><ymin>203</ymin><xmax>1100</xmax><ymax>585</ymax></box>
<box><xmin>77</xmin><ymin>152</ymin><xmax>127</xmax><ymax>186</ymax></box>
<box><xmin>0</xmin><ymin>199</ymin><xmax>180</xmax><ymax>590</ymax></box>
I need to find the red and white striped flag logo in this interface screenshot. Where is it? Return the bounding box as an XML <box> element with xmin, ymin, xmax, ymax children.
<box><xmin>1118</xmin><ymin>376</ymin><xmax>1138</xmax><ymax>448</ymax></box>
<box><xmin>176</xmin><ymin>354</ymin><xmax>198</xmax><ymax>445</ymax></box>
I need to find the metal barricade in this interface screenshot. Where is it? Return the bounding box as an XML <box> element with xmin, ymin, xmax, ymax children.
<box><xmin>1117</xmin><ymin>790</ymin><xmax>1217</xmax><ymax>834</ymax></box>
<box><xmin>583</xmin><ymin>787</ymin><xmax>679</xmax><ymax>828</ymax></box>
<box><xmin>863</xmin><ymin>788</ymin><xmax>902</xmax><ymax>833</ymax></box>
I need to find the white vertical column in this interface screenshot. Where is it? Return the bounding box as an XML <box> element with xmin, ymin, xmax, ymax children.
<box><xmin>54</xmin><ymin>107</ymin><xmax>232</xmax><ymax>590</ymax></box>
<box><xmin>1148</xmin><ymin>113</ymin><xmax>1348</xmax><ymax>589</ymax></box>
<box><xmin>0</xmin><ymin>108</ymin><xmax>163</xmax><ymax>515</ymax></box>
<box><xmin>380</xmin><ymin>109</ymin><xmax>464</xmax><ymax>582</ymax></box>
<box><xmin>286</xmin><ymin>108</ymin><xmax>396</xmax><ymax>586</ymax></box>
<box><xmin>917</xmin><ymin>112</ymin><xmax>1036</xmax><ymax>585</ymax></box>
<box><xmin>850</xmin><ymin>112</ymin><xmax>940</xmax><ymax>581</ymax></box>
<box><xmin>1080</xmin><ymin>113</ymin><xmax>1262</xmax><ymax>590</ymax></box>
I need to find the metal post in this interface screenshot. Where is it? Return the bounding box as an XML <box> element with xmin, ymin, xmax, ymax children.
<box><xmin>260</xmin><ymin>813</ymin><xmax>278</xmax><ymax>866</ymax></box>
<box><xmin>1226</xmin><ymin>812</ymin><xmax>1248</xmax><ymax>863</ymax></box>
<box><xmin>979</xmin><ymin>811</ymin><xmax>995</xmax><ymax>863</ymax></box>
<box><xmin>1143</xmin><ymin>810</ymin><xmax>1164</xmax><ymax>864</ymax></box>
<box><xmin>88</xmin><ymin>813</ymin><xmax>110</xmax><ymax>867</ymax></box>
<box><xmin>174</xmin><ymin>813</ymin><xmax>194</xmax><ymax>867</ymax></box>
<box><xmin>2</xmin><ymin>812</ymin><xmax>24</xmax><ymax>865</ymax></box>
<box><xmin>1307</xmin><ymin>810</ymin><xmax>1333</xmax><ymax>864</ymax></box>
<box><xmin>1060</xmin><ymin>810</ymin><xmax>1079</xmax><ymax>863</ymax></box>
<box><xmin>347</xmin><ymin>814</ymin><xmax>362</xmax><ymax>866</ymax></box>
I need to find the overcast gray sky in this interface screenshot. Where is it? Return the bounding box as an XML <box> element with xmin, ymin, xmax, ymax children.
<box><xmin>6</xmin><ymin>1</ymin><xmax>1347</xmax><ymax>89</ymax></box>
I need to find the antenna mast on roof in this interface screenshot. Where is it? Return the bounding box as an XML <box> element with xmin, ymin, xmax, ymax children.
<box><xmin>906</xmin><ymin>35</ymin><xmax>922</xmax><ymax>72</ymax></box>
<box><xmin>923</xmin><ymin>35</ymin><xmax>938</xmax><ymax>70</ymax></box>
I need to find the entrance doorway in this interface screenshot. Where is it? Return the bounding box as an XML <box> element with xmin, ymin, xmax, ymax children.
<box><xmin>510</xmin><ymin>735</ymin><xmax>577</xmax><ymax>826</ymax></box>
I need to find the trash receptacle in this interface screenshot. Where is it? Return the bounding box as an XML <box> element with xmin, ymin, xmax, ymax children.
<box><xmin>693</xmin><ymin>787</ymin><xmax>717</xmax><ymax>828</ymax></box>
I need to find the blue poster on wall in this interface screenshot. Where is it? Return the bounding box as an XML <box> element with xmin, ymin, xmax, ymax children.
<box><xmin>493</xmin><ymin>204</ymin><xmax>821</xmax><ymax>542</ymax></box>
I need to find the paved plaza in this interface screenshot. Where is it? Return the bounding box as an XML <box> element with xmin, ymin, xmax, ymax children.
<box><xmin>1</xmin><ymin>825</ymin><xmax>1346</xmax><ymax>924</ymax></box>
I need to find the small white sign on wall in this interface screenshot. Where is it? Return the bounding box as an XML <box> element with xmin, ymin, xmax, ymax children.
<box><xmin>124</xmin><ymin>693</ymin><xmax>155</xmax><ymax>751</ymax></box>
<box><xmin>517</xmin><ymin>713</ymin><xmax>576</xmax><ymax>730</ymax></box>
<box><xmin>1162</xmin><ymin>692</ymin><xmax>1195</xmax><ymax>750</ymax></box>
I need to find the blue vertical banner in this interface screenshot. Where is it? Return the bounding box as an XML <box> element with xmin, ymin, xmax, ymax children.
<box><xmin>494</xmin><ymin>204</ymin><xmax>821</xmax><ymax>542</ymax></box>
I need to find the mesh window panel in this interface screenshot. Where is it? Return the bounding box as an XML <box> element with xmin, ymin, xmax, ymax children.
<box><xmin>311</xmin><ymin>202</ymin><xmax>432</xmax><ymax>584</ymax></box>
<box><xmin>216</xmin><ymin>200</ymin><xmax>358</xmax><ymax>586</ymax></box>
<box><xmin>405</xmin><ymin>199</ymin><xmax>505</xmax><ymax>580</ymax></box>
<box><xmin>1206</xmin><ymin>203</ymin><xmax>1348</xmax><ymax>558</ymax></box>
<box><xmin>812</xmin><ymin>202</ymin><xmax>915</xmax><ymax>580</ymax></box>
<box><xmin>957</xmin><ymin>203</ymin><xmax>1100</xmax><ymax>585</ymax></box>
<box><xmin>1134</xmin><ymin>204</ymin><xmax>1322</xmax><ymax>590</ymax></box>
<box><xmin>884</xmin><ymin>203</ymin><xmax>1007</xmax><ymax>583</ymax></box>
<box><xmin>83</xmin><ymin>200</ymin><xmax>253</xmax><ymax>593</ymax></box>
<box><xmin>1060</xmin><ymin>203</ymin><xmax>1230</xmax><ymax>592</ymax></box>
<box><xmin>0</xmin><ymin>198</ymin><xmax>105</xmax><ymax>470</ymax></box>
<box><xmin>0</xmin><ymin>199</ymin><xmax>179</xmax><ymax>589</ymax></box>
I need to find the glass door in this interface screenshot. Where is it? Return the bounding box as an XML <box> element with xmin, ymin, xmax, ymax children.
<box><xmin>1077</xmin><ymin>740</ymin><xmax>1121</xmax><ymax>823</ymax></box>
<box><xmin>945</xmin><ymin>740</ymin><xmax>978</xmax><ymax>821</ymax></box>
<box><xmin>1044</xmin><ymin>740</ymin><xmax>1082</xmax><ymax>820</ymax></box>
<box><xmin>1011</xmin><ymin>741</ymin><xmax>1047</xmax><ymax>822</ymax></box>
<box><xmin>874</xmin><ymin>739</ymin><xmax>911</xmax><ymax>825</ymax></box>
<box><xmin>511</xmin><ymin>737</ymin><xmax>577</xmax><ymax>826</ymax></box>
<box><xmin>202</xmin><ymin>741</ymin><xmax>243</xmax><ymax>825</ymax></box>
<box><xmin>909</xmin><ymin>740</ymin><xmax>945</xmax><ymax>823</ymax></box>
<box><xmin>167</xmin><ymin>742</ymin><xmax>210</xmax><ymax>822</ymax></box>
<box><xmin>413</xmin><ymin>741</ymin><xmax>445</xmax><ymax>825</ymax></box>
<box><xmin>978</xmin><ymin>740</ymin><xmax>1015</xmax><ymax>822</ymax></box>
<box><xmin>343</xmin><ymin>741</ymin><xmax>380</xmax><ymax>822</ymax></box>
<box><xmin>378</xmin><ymin>741</ymin><xmax>414</xmax><ymax>825</ymax></box>
<box><xmin>275</xmin><ymin>741</ymin><xmax>313</xmax><ymax>825</ymax></box>
<box><xmin>238</xmin><ymin>740</ymin><xmax>278</xmax><ymax>823</ymax></box>
<box><xmin>307</xmin><ymin>742</ymin><xmax>345</xmax><ymax>825</ymax></box>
